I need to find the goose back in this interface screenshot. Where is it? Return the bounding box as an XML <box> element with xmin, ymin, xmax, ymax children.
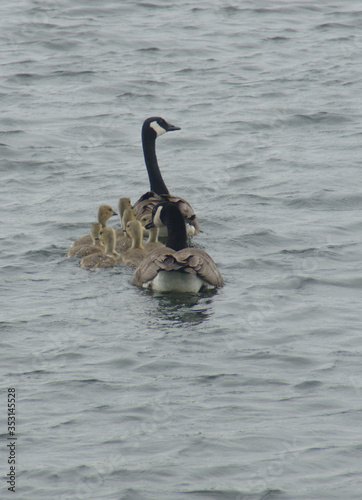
<box><xmin>132</xmin><ymin>247</ymin><xmax>223</xmax><ymax>292</ymax></box>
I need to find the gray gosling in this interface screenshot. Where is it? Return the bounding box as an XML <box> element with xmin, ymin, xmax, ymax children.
<box><xmin>70</xmin><ymin>204</ymin><xmax>117</xmax><ymax>248</ymax></box>
<box><xmin>120</xmin><ymin>220</ymin><xmax>147</xmax><ymax>267</ymax></box>
<box><xmin>80</xmin><ymin>227</ymin><xmax>120</xmax><ymax>269</ymax></box>
<box><xmin>66</xmin><ymin>222</ymin><xmax>103</xmax><ymax>257</ymax></box>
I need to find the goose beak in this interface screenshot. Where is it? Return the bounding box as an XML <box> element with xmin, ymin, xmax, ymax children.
<box><xmin>145</xmin><ymin>221</ymin><xmax>155</xmax><ymax>230</ymax></box>
<box><xmin>112</xmin><ymin>211</ymin><xmax>118</xmax><ymax>216</ymax></box>
<box><xmin>166</xmin><ymin>123</ymin><xmax>181</xmax><ymax>132</ymax></box>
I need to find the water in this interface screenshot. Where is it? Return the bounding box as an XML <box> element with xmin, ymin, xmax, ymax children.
<box><xmin>1</xmin><ymin>1</ymin><xmax>362</xmax><ymax>498</ymax></box>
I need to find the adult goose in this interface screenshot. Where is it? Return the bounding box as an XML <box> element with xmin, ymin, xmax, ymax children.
<box><xmin>132</xmin><ymin>203</ymin><xmax>223</xmax><ymax>293</ymax></box>
<box><xmin>132</xmin><ymin>117</ymin><xmax>199</xmax><ymax>237</ymax></box>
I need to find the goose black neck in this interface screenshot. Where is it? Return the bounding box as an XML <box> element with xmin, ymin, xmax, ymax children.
<box><xmin>142</xmin><ymin>129</ymin><xmax>169</xmax><ymax>195</ymax></box>
<box><xmin>163</xmin><ymin>204</ymin><xmax>187</xmax><ymax>251</ymax></box>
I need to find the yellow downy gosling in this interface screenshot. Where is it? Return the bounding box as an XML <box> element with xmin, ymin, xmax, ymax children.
<box><xmin>120</xmin><ymin>220</ymin><xmax>147</xmax><ymax>267</ymax></box>
<box><xmin>70</xmin><ymin>204</ymin><xmax>117</xmax><ymax>248</ymax></box>
<box><xmin>66</xmin><ymin>222</ymin><xmax>103</xmax><ymax>257</ymax></box>
<box><xmin>80</xmin><ymin>227</ymin><xmax>120</xmax><ymax>269</ymax></box>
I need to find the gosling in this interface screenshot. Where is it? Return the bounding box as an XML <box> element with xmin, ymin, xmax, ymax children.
<box><xmin>120</xmin><ymin>219</ymin><xmax>147</xmax><ymax>267</ymax></box>
<box><xmin>116</xmin><ymin>208</ymin><xmax>135</xmax><ymax>253</ymax></box>
<box><xmin>140</xmin><ymin>215</ymin><xmax>164</xmax><ymax>252</ymax></box>
<box><xmin>66</xmin><ymin>222</ymin><xmax>103</xmax><ymax>257</ymax></box>
<box><xmin>80</xmin><ymin>227</ymin><xmax>120</xmax><ymax>268</ymax></box>
<box><xmin>115</xmin><ymin>197</ymin><xmax>133</xmax><ymax>238</ymax></box>
<box><xmin>70</xmin><ymin>204</ymin><xmax>117</xmax><ymax>248</ymax></box>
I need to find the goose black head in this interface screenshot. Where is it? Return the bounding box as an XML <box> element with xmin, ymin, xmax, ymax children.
<box><xmin>142</xmin><ymin>117</ymin><xmax>181</xmax><ymax>139</ymax></box>
<box><xmin>144</xmin><ymin>202</ymin><xmax>165</xmax><ymax>229</ymax></box>
<box><xmin>145</xmin><ymin>201</ymin><xmax>183</xmax><ymax>230</ymax></box>
<box><xmin>144</xmin><ymin>202</ymin><xmax>162</xmax><ymax>229</ymax></box>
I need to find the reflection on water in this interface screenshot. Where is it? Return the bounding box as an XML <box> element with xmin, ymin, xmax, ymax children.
<box><xmin>141</xmin><ymin>289</ymin><xmax>216</xmax><ymax>326</ymax></box>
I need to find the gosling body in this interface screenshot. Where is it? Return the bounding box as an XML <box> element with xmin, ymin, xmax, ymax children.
<box><xmin>120</xmin><ymin>220</ymin><xmax>147</xmax><ymax>267</ymax></box>
<box><xmin>116</xmin><ymin>208</ymin><xmax>135</xmax><ymax>253</ymax></box>
<box><xmin>80</xmin><ymin>227</ymin><xmax>119</xmax><ymax>269</ymax></box>
<box><xmin>66</xmin><ymin>222</ymin><xmax>103</xmax><ymax>258</ymax></box>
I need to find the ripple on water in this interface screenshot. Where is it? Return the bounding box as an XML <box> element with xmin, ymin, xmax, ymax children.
<box><xmin>284</xmin><ymin>191</ymin><xmax>362</xmax><ymax>211</ymax></box>
<box><xmin>2</xmin><ymin>2</ymin><xmax>362</xmax><ymax>499</ymax></box>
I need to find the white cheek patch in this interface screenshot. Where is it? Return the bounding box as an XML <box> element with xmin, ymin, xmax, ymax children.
<box><xmin>153</xmin><ymin>206</ymin><xmax>165</xmax><ymax>227</ymax></box>
<box><xmin>150</xmin><ymin>120</ymin><xmax>167</xmax><ymax>137</ymax></box>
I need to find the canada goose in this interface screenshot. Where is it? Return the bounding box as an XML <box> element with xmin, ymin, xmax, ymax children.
<box><xmin>70</xmin><ymin>204</ymin><xmax>117</xmax><ymax>248</ymax></box>
<box><xmin>133</xmin><ymin>203</ymin><xmax>223</xmax><ymax>293</ymax></box>
<box><xmin>140</xmin><ymin>215</ymin><xmax>164</xmax><ymax>252</ymax></box>
<box><xmin>115</xmin><ymin>208</ymin><xmax>136</xmax><ymax>253</ymax></box>
<box><xmin>132</xmin><ymin>117</ymin><xmax>199</xmax><ymax>237</ymax></box>
<box><xmin>120</xmin><ymin>219</ymin><xmax>147</xmax><ymax>267</ymax></box>
<box><xmin>80</xmin><ymin>227</ymin><xmax>119</xmax><ymax>268</ymax></box>
<box><xmin>66</xmin><ymin>222</ymin><xmax>103</xmax><ymax>257</ymax></box>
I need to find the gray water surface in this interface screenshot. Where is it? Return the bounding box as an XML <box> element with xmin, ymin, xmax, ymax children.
<box><xmin>1</xmin><ymin>1</ymin><xmax>362</xmax><ymax>499</ymax></box>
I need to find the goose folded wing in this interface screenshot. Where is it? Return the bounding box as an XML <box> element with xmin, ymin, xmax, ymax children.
<box><xmin>158</xmin><ymin>194</ymin><xmax>195</xmax><ymax>219</ymax></box>
<box><xmin>158</xmin><ymin>194</ymin><xmax>199</xmax><ymax>233</ymax></box>
<box><xmin>174</xmin><ymin>248</ymin><xmax>224</xmax><ymax>287</ymax></box>
<box><xmin>132</xmin><ymin>247</ymin><xmax>179</xmax><ymax>285</ymax></box>
<box><xmin>133</xmin><ymin>193</ymin><xmax>198</xmax><ymax>233</ymax></box>
<box><xmin>132</xmin><ymin>192</ymin><xmax>162</xmax><ymax>219</ymax></box>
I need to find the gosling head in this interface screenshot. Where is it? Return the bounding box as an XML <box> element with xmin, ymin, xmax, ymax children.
<box><xmin>140</xmin><ymin>215</ymin><xmax>159</xmax><ymax>242</ymax></box>
<box><xmin>146</xmin><ymin>202</ymin><xmax>182</xmax><ymax>230</ymax></box>
<box><xmin>140</xmin><ymin>215</ymin><xmax>152</xmax><ymax>227</ymax></box>
<box><xmin>126</xmin><ymin>220</ymin><xmax>143</xmax><ymax>238</ymax></box>
<box><xmin>99</xmin><ymin>227</ymin><xmax>116</xmax><ymax>253</ymax></box>
<box><xmin>118</xmin><ymin>197</ymin><xmax>132</xmax><ymax>215</ymax></box>
<box><xmin>125</xmin><ymin>220</ymin><xmax>144</xmax><ymax>250</ymax></box>
<box><xmin>142</xmin><ymin>117</ymin><xmax>181</xmax><ymax>139</ymax></box>
<box><xmin>98</xmin><ymin>204</ymin><xmax>118</xmax><ymax>227</ymax></box>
